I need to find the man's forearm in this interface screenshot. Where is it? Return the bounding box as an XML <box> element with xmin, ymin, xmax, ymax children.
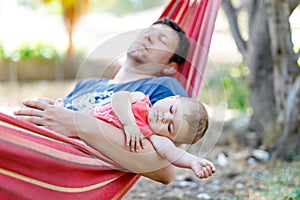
<box><xmin>72</xmin><ymin>111</ymin><xmax>176</xmax><ymax>183</ymax></box>
<box><xmin>14</xmin><ymin>99</ymin><xmax>176</xmax><ymax>184</ymax></box>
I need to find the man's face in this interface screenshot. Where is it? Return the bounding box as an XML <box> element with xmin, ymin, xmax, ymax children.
<box><xmin>127</xmin><ymin>23</ymin><xmax>179</xmax><ymax>73</ymax></box>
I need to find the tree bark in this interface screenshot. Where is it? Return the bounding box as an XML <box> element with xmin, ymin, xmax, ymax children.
<box><xmin>265</xmin><ymin>0</ymin><xmax>300</xmax><ymax>160</ymax></box>
<box><xmin>222</xmin><ymin>0</ymin><xmax>300</xmax><ymax>160</ymax></box>
<box><xmin>222</xmin><ymin>0</ymin><xmax>277</xmax><ymax>147</ymax></box>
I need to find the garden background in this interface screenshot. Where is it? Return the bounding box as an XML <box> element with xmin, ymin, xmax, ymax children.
<box><xmin>0</xmin><ymin>0</ymin><xmax>299</xmax><ymax>199</ymax></box>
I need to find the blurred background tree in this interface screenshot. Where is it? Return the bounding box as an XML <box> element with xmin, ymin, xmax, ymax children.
<box><xmin>39</xmin><ymin>0</ymin><xmax>166</xmax><ymax>58</ymax></box>
<box><xmin>222</xmin><ymin>0</ymin><xmax>300</xmax><ymax>160</ymax></box>
<box><xmin>43</xmin><ymin>0</ymin><xmax>90</xmax><ymax>59</ymax></box>
<box><xmin>99</xmin><ymin>0</ymin><xmax>166</xmax><ymax>16</ymax></box>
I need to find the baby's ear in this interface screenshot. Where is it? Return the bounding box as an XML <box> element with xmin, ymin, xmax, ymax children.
<box><xmin>162</xmin><ymin>62</ymin><xmax>178</xmax><ymax>76</ymax></box>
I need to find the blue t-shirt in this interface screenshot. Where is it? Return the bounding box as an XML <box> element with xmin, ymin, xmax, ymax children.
<box><xmin>64</xmin><ymin>76</ymin><xmax>188</xmax><ymax>113</ymax></box>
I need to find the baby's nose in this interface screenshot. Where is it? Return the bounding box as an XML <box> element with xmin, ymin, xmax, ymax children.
<box><xmin>163</xmin><ymin>113</ymin><xmax>173</xmax><ymax>123</ymax></box>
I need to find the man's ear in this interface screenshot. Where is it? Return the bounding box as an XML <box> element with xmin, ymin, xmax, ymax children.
<box><xmin>162</xmin><ymin>62</ymin><xmax>179</xmax><ymax>76</ymax></box>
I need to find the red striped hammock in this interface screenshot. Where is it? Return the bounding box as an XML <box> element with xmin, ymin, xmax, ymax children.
<box><xmin>0</xmin><ymin>0</ymin><xmax>221</xmax><ymax>199</ymax></box>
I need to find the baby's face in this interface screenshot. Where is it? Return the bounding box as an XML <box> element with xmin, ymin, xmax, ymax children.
<box><xmin>148</xmin><ymin>96</ymin><xmax>189</xmax><ymax>141</ymax></box>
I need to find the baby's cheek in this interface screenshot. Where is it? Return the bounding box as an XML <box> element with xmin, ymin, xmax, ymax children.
<box><xmin>150</xmin><ymin>122</ymin><xmax>165</xmax><ymax>134</ymax></box>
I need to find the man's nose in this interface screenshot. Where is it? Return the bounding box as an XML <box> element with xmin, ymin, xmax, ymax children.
<box><xmin>144</xmin><ymin>30</ymin><xmax>156</xmax><ymax>43</ymax></box>
<box><xmin>145</xmin><ymin>33</ymin><xmax>153</xmax><ymax>43</ymax></box>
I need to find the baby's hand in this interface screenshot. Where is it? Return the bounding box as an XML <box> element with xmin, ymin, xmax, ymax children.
<box><xmin>191</xmin><ymin>158</ymin><xmax>216</xmax><ymax>179</ymax></box>
<box><xmin>123</xmin><ymin>124</ymin><xmax>145</xmax><ymax>152</ymax></box>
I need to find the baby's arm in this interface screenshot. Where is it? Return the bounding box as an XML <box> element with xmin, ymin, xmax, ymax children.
<box><xmin>111</xmin><ymin>91</ymin><xmax>146</xmax><ymax>152</ymax></box>
<box><xmin>149</xmin><ymin>135</ymin><xmax>216</xmax><ymax>179</ymax></box>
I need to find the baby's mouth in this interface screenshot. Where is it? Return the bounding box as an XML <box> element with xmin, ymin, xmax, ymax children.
<box><xmin>148</xmin><ymin>106</ymin><xmax>163</xmax><ymax>124</ymax></box>
<box><xmin>154</xmin><ymin>107</ymin><xmax>164</xmax><ymax>123</ymax></box>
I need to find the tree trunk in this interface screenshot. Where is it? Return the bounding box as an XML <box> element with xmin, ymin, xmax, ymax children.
<box><xmin>222</xmin><ymin>0</ymin><xmax>300</xmax><ymax>160</ymax></box>
<box><xmin>265</xmin><ymin>0</ymin><xmax>300</xmax><ymax>160</ymax></box>
<box><xmin>222</xmin><ymin>0</ymin><xmax>277</xmax><ymax>147</ymax></box>
<box><xmin>245</xmin><ymin>1</ymin><xmax>277</xmax><ymax>147</ymax></box>
<box><xmin>61</xmin><ymin>0</ymin><xmax>89</xmax><ymax>59</ymax></box>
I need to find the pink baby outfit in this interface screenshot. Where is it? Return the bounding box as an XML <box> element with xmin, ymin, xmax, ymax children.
<box><xmin>91</xmin><ymin>96</ymin><xmax>155</xmax><ymax>138</ymax></box>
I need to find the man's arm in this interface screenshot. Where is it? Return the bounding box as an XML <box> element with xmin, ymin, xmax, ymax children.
<box><xmin>14</xmin><ymin>99</ymin><xmax>176</xmax><ymax>184</ymax></box>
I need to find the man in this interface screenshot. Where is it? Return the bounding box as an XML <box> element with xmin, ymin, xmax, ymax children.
<box><xmin>15</xmin><ymin>18</ymin><xmax>214</xmax><ymax>184</ymax></box>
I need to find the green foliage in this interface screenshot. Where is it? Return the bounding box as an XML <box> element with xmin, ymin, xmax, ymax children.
<box><xmin>262</xmin><ymin>162</ymin><xmax>300</xmax><ymax>199</ymax></box>
<box><xmin>17</xmin><ymin>43</ymin><xmax>59</xmax><ymax>61</ymax></box>
<box><xmin>295</xmin><ymin>189</ymin><xmax>300</xmax><ymax>199</ymax></box>
<box><xmin>91</xmin><ymin>0</ymin><xmax>167</xmax><ymax>16</ymax></box>
<box><xmin>0</xmin><ymin>43</ymin><xmax>4</xmax><ymax>60</ymax></box>
<box><xmin>205</xmin><ymin>63</ymin><xmax>251</xmax><ymax>113</ymax></box>
<box><xmin>0</xmin><ymin>42</ymin><xmax>12</xmax><ymax>61</ymax></box>
<box><xmin>45</xmin><ymin>1</ymin><xmax>63</xmax><ymax>15</ymax></box>
<box><xmin>0</xmin><ymin>42</ymin><xmax>60</xmax><ymax>62</ymax></box>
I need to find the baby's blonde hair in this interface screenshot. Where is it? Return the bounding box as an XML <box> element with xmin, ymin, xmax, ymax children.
<box><xmin>176</xmin><ymin>97</ymin><xmax>209</xmax><ymax>144</ymax></box>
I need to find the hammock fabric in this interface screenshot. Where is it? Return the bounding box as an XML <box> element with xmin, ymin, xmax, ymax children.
<box><xmin>160</xmin><ymin>0</ymin><xmax>221</xmax><ymax>97</ymax></box>
<box><xmin>0</xmin><ymin>0</ymin><xmax>220</xmax><ymax>199</ymax></box>
<box><xmin>0</xmin><ymin>113</ymin><xmax>139</xmax><ymax>199</ymax></box>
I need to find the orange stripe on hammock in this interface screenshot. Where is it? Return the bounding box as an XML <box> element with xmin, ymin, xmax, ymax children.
<box><xmin>0</xmin><ymin>112</ymin><xmax>139</xmax><ymax>199</ymax></box>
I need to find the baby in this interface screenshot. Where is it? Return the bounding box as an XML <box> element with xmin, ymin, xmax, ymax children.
<box><xmin>90</xmin><ymin>91</ymin><xmax>216</xmax><ymax>179</ymax></box>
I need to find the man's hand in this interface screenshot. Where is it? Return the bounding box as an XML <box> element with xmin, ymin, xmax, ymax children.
<box><xmin>123</xmin><ymin>124</ymin><xmax>146</xmax><ymax>152</ymax></box>
<box><xmin>14</xmin><ymin>99</ymin><xmax>78</xmax><ymax>137</ymax></box>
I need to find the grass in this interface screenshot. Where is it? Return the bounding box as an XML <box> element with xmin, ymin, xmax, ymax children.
<box><xmin>211</xmin><ymin>145</ymin><xmax>300</xmax><ymax>199</ymax></box>
<box><xmin>261</xmin><ymin>161</ymin><xmax>300</xmax><ymax>199</ymax></box>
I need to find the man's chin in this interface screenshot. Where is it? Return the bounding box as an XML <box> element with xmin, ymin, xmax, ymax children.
<box><xmin>128</xmin><ymin>51</ymin><xmax>145</xmax><ymax>63</ymax></box>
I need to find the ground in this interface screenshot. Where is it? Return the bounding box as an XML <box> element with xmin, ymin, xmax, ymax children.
<box><xmin>122</xmin><ymin>118</ymin><xmax>300</xmax><ymax>200</ymax></box>
<box><xmin>124</xmin><ymin>144</ymin><xmax>300</xmax><ymax>200</ymax></box>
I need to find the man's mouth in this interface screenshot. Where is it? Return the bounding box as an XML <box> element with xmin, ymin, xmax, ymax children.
<box><xmin>137</xmin><ymin>42</ymin><xmax>148</xmax><ymax>51</ymax></box>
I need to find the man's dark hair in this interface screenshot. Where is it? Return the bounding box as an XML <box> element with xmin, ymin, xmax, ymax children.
<box><xmin>153</xmin><ymin>17</ymin><xmax>190</xmax><ymax>66</ymax></box>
